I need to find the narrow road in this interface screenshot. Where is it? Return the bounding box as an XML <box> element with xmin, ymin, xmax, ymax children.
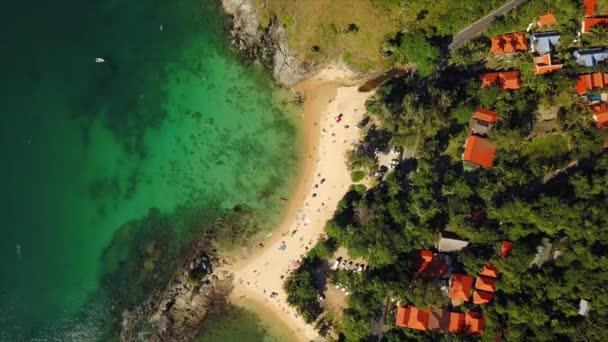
<box><xmin>448</xmin><ymin>0</ymin><xmax>530</xmax><ymax>51</ymax></box>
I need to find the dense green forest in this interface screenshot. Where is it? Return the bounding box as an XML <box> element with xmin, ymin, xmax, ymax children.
<box><xmin>285</xmin><ymin>0</ymin><xmax>608</xmax><ymax>341</ymax></box>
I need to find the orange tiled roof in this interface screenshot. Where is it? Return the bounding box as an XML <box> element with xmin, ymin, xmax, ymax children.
<box><xmin>476</xmin><ymin>276</ymin><xmax>497</xmax><ymax>293</ymax></box>
<box><xmin>591</xmin><ymin>104</ymin><xmax>608</xmax><ymax>128</ymax></box>
<box><xmin>449</xmin><ymin>274</ymin><xmax>474</xmax><ymax>301</ymax></box>
<box><xmin>449</xmin><ymin>312</ymin><xmax>465</xmax><ymax>332</ymax></box>
<box><xmin>500</xmin><ymin>241</ymin><xmax>513</xmax><ymax>259</ymax></box>
<box><xmin>465</xmin><ymin>312</ymin><xmax>485</xmax><ymax>335</ymax></box>
<box><xmin>472</xmin><ymin>108</ymin><xmax>499</xmax><ymax>124</ymax></box>
<box><xmin>533</xmin><ymin>54</ymin><xmax>563</xmax><ymax>75</ymax></box>
<box><xmin>575</xmin><ymin>73</ymin><xmax>608</xmax><ymax>94</ymax></box>
<box><xmin>395</xmin><ymin>305</ymin><xmax>429</xmax><ymax>330</ymax></box>
<box><xmin>583</xmin><ymin>17</ymin><xmax>608</xmax><ymax>33</ymax></box>
<box><xmin>473</xmin><ymin>290</ymin><xmax>495</xmax><ymax>304</ymax></box>
<box><xmin>481</xmin><ymin>71</ymin><xmax>521</xmax><ymax>90</ymax></box>
<box><xmin>583</xmin><ymin>0</ymin><xmax>598</xmax><ymax>17</ymax></box>
<box><xmin>491</xmin><ymin>32</ymin><xmax>527</xmax><ymax>54</ymax></box>
<box><xmin>538</xmin><ymin>12</ymin><xmax>557</xmax><ymax>26</ymax></box>
<box><xmin>501</xmin><ymin>71</ymin><xmax>522</xmax><ymax>89</ymax></box>
<box><xmin>463</xmin><ymin>135</ymin><xmax>497</xmax><ymax>168</ymax></box>
<box><xmin>480</xmin><ymin>264</ymin><xmax>499</xmax><ymax>278</ymax></box>
<box><xmin>417</xmin><ymin>250</ymin><xmax>434</xmax><ymax>274</ymax></box>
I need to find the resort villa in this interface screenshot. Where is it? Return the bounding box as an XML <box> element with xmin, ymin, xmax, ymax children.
<box><xmin>530</xmin><ymin>31</ymin><xmax>560</xmax><ymax>55</ymax></box>
<box><xmin>462</xmin><ymin>135</ymin><xmax>497</xmax><ymax>170</ymax></box>
<box><xmin>470</xmin><ymin>108</ymin><xmax>499</xmax><ymax>135</ymax></box>
<box><xmin>582</xmin><ymin>0</ymin><xmax>608</xmax><ymax>32</ymax></box>
<box><xmin>575</xmin><ymin>73</ymin><xmax>608</xmax><ymax>95</ymax></box>
<box><xmin>573</xmin><ymin>48</ymin><xmax>608</xmax><ymax>67</ymax></box>
<box><xmin>480</xmin><ymin>71</ymin><xmax>521</xmax><ymax>90</ymax></box>
<box><xmin>491</xmin><ymin>32</ymin><xmax>527</xmax><ymax>54</ymax></box>
<box><xmin>529</xmin><ymin>31</ymin><xmax>563</xmax><ymax>75</ymax></box>
<box><xmin>449</xmin><ymin>274</ymin><xmax>474</xmax><ymax>303</ymax></box>
<box><xmin>395</xmin><ymin>305</ymin><xmax>484</xmax><ymax>335</ymax></box>
<box><xmin>437</xmin><ymin>232</ymin><xmax>469</xmax><ymax>253</ymax></box>
<box><xmin>590</xmin><ymin>104</ymin><xmax>608</xmax><ymax>128</ymax></box>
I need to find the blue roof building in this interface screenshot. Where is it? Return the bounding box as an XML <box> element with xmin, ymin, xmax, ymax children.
<box><xmin>573</xmin><ymin>48</ymin><xmax>608</xmax><ymax>67</ymax></box>
<box><xmin>530</xmin><ymin>31</ymin><xmax>561</xmax><ymax>55</ymax></box>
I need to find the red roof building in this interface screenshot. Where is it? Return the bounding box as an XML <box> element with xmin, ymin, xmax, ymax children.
<box><xmin>471</xmin><ymin>108</ymin><xmax>499</xmax><ymax>134</ymax></box>
<box><xmin>533</xmin><ymin>54</ymin><xmax>563</xmax><ymax>75</ymax></box>
<box><xmin>462</xmin><ymin>135</ymin><xmax>497</xmax><ymax>169</ymax></box>
<box><xmin>416</xmin><ymin>250</ymin><xmax>434</xmax><ymax>275</ymax></box>
<box><xmin>481</xmin><ymin>71</ymin><xmax>521</xmax><ymax>90</ymax></box>
<box><xmin>395</xmin><ymin>305</ymin><xmax>430</xmax><ymax>330</ymax></box>
<box><xmin>449</xmin><ymin>274</ymin><xmax>474</xmax><ymax>301</ymax></box>
<box><xmin>538</xmin><ymin>12</ymin><xmax>557</xmax><ymax>26</ymax></box>
<box><xmin>473</xmin><ymin>290</ymin><xmax>495</xmax><ymax>304</ymax></box>
<box><xmin>472</xmin><ymin>108</ymin><xmax>499</xmax><ymax>123</ymax></box>
<box><xmin>575</xmin><ymin>73</ymin><xmax>608</xmax><ymax>94</ymax></box>
<box><xmin>449</xmin><ymin>312</ymin><xmax>465</xmax><ymax>332</ymax></box>
<box><xmin>583</xmin><ymin>0</ymin><xmax>598</xmax><ymax>17</ymax></box>
<box><xmin>583</xmin><ymin>17</ymin><xmax>608</xmax><ymax>33</ymax></box>
<box><xmin>491</xmin><ymin>32</ymin><xmax>527</xmax><ymax>54</ymax></box>
<box><xmin>465</xmin><ymin>311</ymin><xmax>485</xmax><ymax>335</ymax></box>
<box><xmin>590</xmin><ymin>104</ymin><xmax>608</xmax><ymax>129</ymax></box>
<box><xmin>476</xmin><ymin>276</ymin><xmax>497</xmax><ymax>293</ymax></box>
<box><xmin>500</xmin><ymin>241</ymin><xmax>513</xmax><ymax>259</ymax></box>
<box><xmin>480</xmin><ymin>264</ymin><xmax>500</xmax><ymax>278</ymax></box>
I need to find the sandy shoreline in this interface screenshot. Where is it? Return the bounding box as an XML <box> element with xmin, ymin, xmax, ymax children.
<box><xmin>219</xmin><ymin>65</ymin><xmax>374</xmax><ymax>341</ymax></box>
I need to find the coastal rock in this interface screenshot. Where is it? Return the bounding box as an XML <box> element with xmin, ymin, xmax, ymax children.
<box><xmin>221</xmin><ymin>0</ymin><xmax>317</xmax><ymax>87</ymax></box>
<box><xmin>119</xmin><ymin>248</ymin><xmax>233</xmax><ymax>342</ymax></box>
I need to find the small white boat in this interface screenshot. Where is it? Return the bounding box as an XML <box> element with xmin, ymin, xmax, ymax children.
<box><xmin>95</xmin><ymin>58</ymin><xmax>105</xmax><ymax>63</ymax></box>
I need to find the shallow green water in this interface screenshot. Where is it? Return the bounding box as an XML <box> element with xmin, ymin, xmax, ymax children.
<box><xmin>0</xmin><ymin>0</ymin><xmax>298</xmax><ymax>340</ymax></box>
<box><xmin>197</xmin><ymin>305</ymin><xmax>284</xmax><ymax>342</ymax></box>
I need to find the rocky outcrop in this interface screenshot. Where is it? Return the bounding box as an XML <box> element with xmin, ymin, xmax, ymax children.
<box><xmin>221</xmin><ymin>0</ymin><xmax>317</xmax><ymax>87</ymax></box>
<box><xmin>120</xmin><ymin>248</ymin><xmax>233</xmax><ymax>342</ymax></box>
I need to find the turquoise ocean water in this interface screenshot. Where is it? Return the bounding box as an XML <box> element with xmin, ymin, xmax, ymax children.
<box><xmin>0</xmin><ymin>0</ymin><xmax>298</xmax><ymax>340</ymax></box>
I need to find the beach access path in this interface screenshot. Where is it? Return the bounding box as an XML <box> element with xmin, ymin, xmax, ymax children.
<box><xmin>220</xmin><ymin>66</ymin><xmax>375</xmax><ymax>341</ymax></box>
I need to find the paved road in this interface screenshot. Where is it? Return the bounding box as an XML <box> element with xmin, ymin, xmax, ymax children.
<box><xmin>448</xmin><ymin>0</ymin><xmax>530</xmax><ymax>51</ymax></box>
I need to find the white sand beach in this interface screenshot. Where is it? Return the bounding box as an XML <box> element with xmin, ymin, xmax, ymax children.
<box><xmin>220</xmin><ymin>66</ymin><xmax>375</xmax><ymax>341</ymax></box>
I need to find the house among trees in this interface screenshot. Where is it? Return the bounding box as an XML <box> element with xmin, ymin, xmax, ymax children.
<box><xmin>490</xmin><ymin>32</ymin><xmax>527</xmax><ymax>54</ymax></box>
<box><xmin>500</xmin><ymin>241</ymin><xmax>513</xmax><ymax>259</ymax></box>
<box><xmin>473</xmin><ymin>289</ymin><xmax>494</xmax><ymax>304</ymax></box>
<box><xmin>574</xmin><ymin>73</ymin><xmax>608</xmax><ymax>95</ymax></box>
<box><xmin>395</xmin><ymin>306</ymin><xmax>479</xmax><ymax>335</ymax></box>
<box><xmin>464</xmin><ymin>312</ymin><xmax>485</xmax><ymax>335</ymax></box>
<box><xmin>534</xmin><ymin>53</ymin><xmax>563</xmax><ymax>75</ymax></box>
<box><xmin>428</xmin><ymin>309</ymin><xmax>466</xmax><ymax>333</ymax></box>
<box><xmin>437</xmin><ymin>232</ymin><xmax>469</xmax><ymax>252</ymax></box>
<box><xmin>582</xmin><ymin>17</ymin><xmax>608</xmax><ymax>33</ymax></box>
<box><xmin>462</xmin><ymin>135</ymin><xmax>497</xmax><ymax>170</ymax></box>
<box><xmin>470</xmin><ymin>108</ymin><xmax>499</xmax><ymax>134</ymax></box>
<box><xmin>414</xmin><ymin>249</ymin><xmax>451</xmax><ymax>279</ymax></box>
<box><xmin>530</xmin><ymin>31</ymin><xmax>560</xmax><ymax>55</ymax></box>
<box><xmin>480</xmin><ymin>264</ymin><xmax>499</xmax><ymax>278</ymax></box>
<box><xmin>475</xmin><ymin>276</ymin><xmax>496</xmax><ymax>293</ymax></box>
<box><xmin>537</xmin><ymin>12</ymin><xmax>557</xmax><ymax>27</ymax></box>
<box><xmin>395</xmin><ymin>305</ymin><xmax>429</xmax><ymax>330</ymax></box>
<box><xmin>581</xmin><ymin>0</ymin><xmax>608</xmax><ymax>33</ymax></box>
<box><xmin>480</xmin><ymin>71</ymin><xmax>521</xmax><ymax>90</ymax></box>
<box><xmin>573</xmin><ymin>48</ymin><xmax>608</xmax><ymax>67</ymax></box>
<box><xmin>590</xmin><ymin>104</ymin><xmax>608</xmax><ymax>129</ymax></box>
<box><xmin>449</xmin><ymin>274</ymin><xmax>473</xmax><ymax>303</ymax></box>
<box><xmin>583</xmin><ymin>0</ymin><xmax>598</xmax><ymax>17</ymax></box>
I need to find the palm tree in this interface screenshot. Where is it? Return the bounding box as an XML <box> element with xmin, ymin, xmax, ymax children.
<box><xmin>589</xmin><ymin>24</ymin><xmax>608</xmax><ymax>46</ymax></box>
